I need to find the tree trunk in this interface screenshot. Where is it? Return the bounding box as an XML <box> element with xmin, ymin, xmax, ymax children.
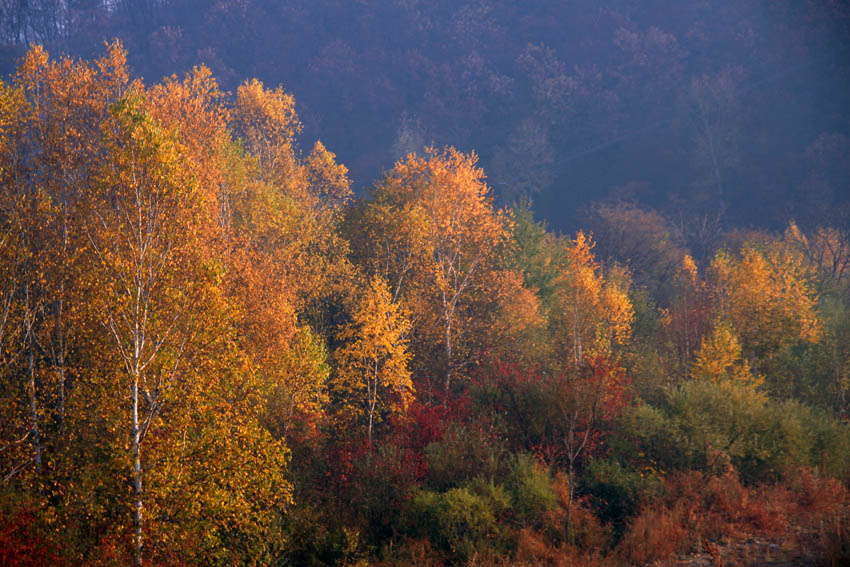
<box><xmin>368</xmin><ymin>362</ymin><xmax>378</xmax><ymax>447</ymax></box>
<box><xmin>573</xmin><ymin>300</ymin><xmax>582</xmax><ymax>366</ymax></box>
<box><xmin>27</xmin><ymin>331</ymin><xmax>42</xmax><ymax>475</ymax></box>
<box><xmin>132</xmin><ymin>376</ymin><xmax>143</xmax><ymax>567</ymax></box>
<box><xmin>25</xmin><ymin>285</ymin><xmax>42</xmax><ymax>475</ymax></box>
<box><xmin>566</xmin><ymin>459</ymin><xmax>574</xmax><ymax>544</ymax></box>
<box><xmin>444</xmin><ymin>317</ymin><xmax>452</xmax><ymax>393</ymax></box>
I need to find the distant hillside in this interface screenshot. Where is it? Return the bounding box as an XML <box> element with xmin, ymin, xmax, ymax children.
<box><xmin>2</xmin><ymin>0</ymin><xmax>849</xmax><ymax>232</ymax></box>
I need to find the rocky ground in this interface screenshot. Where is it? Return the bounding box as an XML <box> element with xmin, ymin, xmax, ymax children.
<box><xmin>663</xmin><ymin>536</ymin><xmax>830</xmax><ymax>567</ymax></box>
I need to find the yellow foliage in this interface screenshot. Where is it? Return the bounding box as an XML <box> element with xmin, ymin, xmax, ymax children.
<box><xmin>335</xmin><ymin>275</ymin><xmax>413</xmax><ymax>440</ymax></box>
<box><xmin>681</xmin><ymin>254</ymin><xmax>699</xmax><ymax>285</ymax></box>
<box><xmin>0</xmin><ymin>44</ymin><xmax>295</xmax><ymax>563</ymax></box>
<box><xmin>710</xmin><ymin>239</ymin><xmax>822</xmax><ymax>360</ymax></box>
<box><xmin>690</xmin><ymin>323</ymin><xmax>761</xmax><ymax>386</ymax></box>
<box><xmin>232</xmin><ymin>78</ymin><xmax>301</xmax><ymax>190</ymax></box>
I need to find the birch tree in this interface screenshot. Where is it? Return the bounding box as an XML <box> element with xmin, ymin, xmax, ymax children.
<box><xmin>335</xmin><ymin>275</ymin><xmax>412</xmax><ymax>445</ymax></box>
<box><xmin>85</xmin><ymin>92</ymin><xmax>202</xmax><ymax>566</ymax></box>
<box><xmin>367</xmin><ymin>147</ymin><xmax>508</xmax><ymax>391</ymax></box>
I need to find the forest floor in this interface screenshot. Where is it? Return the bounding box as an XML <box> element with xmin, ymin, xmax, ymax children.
<box><xmin>667</xmin><ymin>536</ymin><xmax>826</xmax><ymax>567</ymax></box>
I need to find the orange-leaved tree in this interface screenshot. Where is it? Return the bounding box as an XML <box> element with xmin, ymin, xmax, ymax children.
<box><xmin>357</xmin><ymin>147</ymin><xmax>509</xmax><ymax>391</ymax></box>
<box><xmin>551</xmin><ymin>231</ymin><xmax>633</xmax><ymax>366</ymax></box>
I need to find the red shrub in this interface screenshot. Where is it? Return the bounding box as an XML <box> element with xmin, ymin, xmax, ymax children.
<box><xmin>618</xmin><ymin>505</ymin><xmax>689</xmax><ymax>564</ymax></box>
<box><xmin>0</xmin><ymin>508</ymin><xmax>62</xmax><ymax>567</ymax></box>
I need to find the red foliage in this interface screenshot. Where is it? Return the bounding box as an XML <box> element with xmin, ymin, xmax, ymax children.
<box><xmin>324</xmin><ymin>437</ymin><xmax>371</xmax><ymax>494</ymax></box>
<box><xmin>0</xmin><ymin>508</ymin><xmax>62</xmax><ymax>567</ymax></box>
<box><xmin>551</xmin><ymin>356</ymin><xmax>632</xmax><ymax>468</ymax></box>
<box><xmin>469</xmin><ymin>356</ymin><xmax>632</xmax><ymax>469</ymax></box>
<box><xmin>383</xmin><ymin>381</ymin><xmax>476</xmax><ymax>478</ymax></box>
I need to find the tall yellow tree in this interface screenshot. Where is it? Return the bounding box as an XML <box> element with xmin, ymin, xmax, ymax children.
<box><xmin>709</xmin><ymin>240</ymin><xmax>822</xmax><ymax>365</ymax></box>
<box><xmin>335</xmin><ymin>275</ymin><xmax>413</xmax><ymax>444</ymax></box>
<box><xmin>85</xmin><ymin>91</ymin><xmax>205</xmax><ymax>566</ymax></box>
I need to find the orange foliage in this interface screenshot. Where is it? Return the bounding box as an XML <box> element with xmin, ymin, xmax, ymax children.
<box><xmin>553</xmin><ymin>231</ymin><xmax>633</xmax><ymax>366</ymax></box>
<box><xmin>364</xmin><ymin>146</ymin><xmax>510</xmax><ymax>389</ymax></box>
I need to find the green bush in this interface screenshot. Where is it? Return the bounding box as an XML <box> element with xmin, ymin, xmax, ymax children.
<box><xmin>506</xmin><ymin>453</ymin><xmax>558</xmax><ymax>528</ymax></box>
<box><xmin>799</xmin><ymin>403</ymin><xmax>850</xmax><ymax>479</ymax></box>
<box><xmin>614</xmin><ymin>380</ymin><xmax>850</xmax><ymax>483</ymax></box>
<box><xmin>424</xmin><ymin>425</ymin><xmax>505</xmax><ymax>491</ymax></box>
<box><xmin>580</xmin><ymin>459</ymin><xmax>660</xmax><ymax>540</ymax></box>
<box><xmin>405</xmin><ymin>480</ymin><xmax>510</xmax><ymax>563</ymax></box>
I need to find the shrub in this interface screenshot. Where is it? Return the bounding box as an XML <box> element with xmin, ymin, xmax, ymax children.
<box><xmin>350</xmin><ymin>441</ymin><xmax>422</xmax><ymax>544</ymax></box>
<box><xmin>580</xmin><ymin>459</ymin><xmax>660</xmax><ymax>540</ymax></box>
<box><xmin>0</xmin><ymin>506</ymin><xmax>63</xmax><ymax>567</ymax></box>
<box><xmin>424</xmin><ymin>425</ymin><xmax>505</xmax><ymax>491</ymax></box>
<box><xmin>615</xmin><ymin>380</ymin><xmax>850</xmax><ymax>483</ymax></box>
<box><xmin>404</xmin><ymin>480</ymin><xmax>510</xmax><ymax>563</ymax></box>
<box><xmin>618</xmin><ymin>505</ymin><xmax>688</xmax><ymax>564</ymax></box>
<box><xmin>507</xmin><ymin>454</ymin><xmax>558</xmax><ymax>529</ymax></box>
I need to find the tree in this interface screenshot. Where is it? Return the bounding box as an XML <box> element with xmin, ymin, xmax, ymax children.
<box><xmin>668</xmin><ymin>254</ymin><xmax>713</xmax><ymax>366</ymax></box>
<box><xmin>690</xmin><ymin>323</ymin><xmax>760</xmax><ymax>387</ymax></box>
<box><xmin>224</xmin><ymin>79</ymin><xmax>352</xmax><ymax>441</ymax></box>
<box><xmin>359</xmin><ymin>147</ymin><xmax>509</xmax><ymax>391</ymax></box>
<box><xmin>0</xmin><ymin>43</ymin><xmax>131</xmax><ymax>490</ymax></box>
<box><xmin>584</xmin><ymin>201</ymin><xmax>688</xmax><ymax>303</ymax></box>
<box><xmin>684</xmin><ymin>66</ymin><xmax>745</xmax><ymax>204</ymax></box>
<box><xmin>229</xmin><ymin>77</ymin><xmax>353</xmax><ymax>332</ymax></box>
<box><xmin>232</xmin><ymin>78</ymin><xmax>301</xmax><ymax>191</ymax></box>
<box><xmin>335</xmin><ymin>275</ymin><xmax>413</xmax><ymax>445</ymax></box>
<box><xmin>84</xmin><ymin>91</ymin><xmax>210</xmax><ymax>565</ymax></box>
<box><xmin>786</xmin><ymin>221</ymin><xmax>850</xmax><ymax>293</ymax></box>
<box><xmin>549</xmin><ymin>357</ymin><xmax>629</xmax><ymax>542</ymax></box>
<box><xmin>709</xmin><ymin>240</ymin><xmax>822</xmax><ymax>368</ymax></box>
<box><xmin>551</xmin><ymin>231</ymin><xmax>633</xmax><ymax>367</ymax></box>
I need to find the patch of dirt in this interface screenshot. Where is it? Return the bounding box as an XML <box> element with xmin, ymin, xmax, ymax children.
<box><xmin>662</xmin><ymin>537</ymin><xmax>821</xmax><ymax>567</ymax></box>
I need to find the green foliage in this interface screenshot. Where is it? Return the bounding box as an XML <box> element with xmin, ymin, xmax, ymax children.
<box><xmin>508</xmin><ymin>203</ymin><xmax>568</xmax><ymax>309</ymax></box>
<box><xmin>624</xmin><ymin>288</ymin><xmax>680</xmax><ymax>404</ymax></box>
<box><xmin>581</xmin><ymin>459</ymin><xmax>660</xmax><ymax>540</ymax></box>
<box><xmin>424</xmin><ymin>425</ymin><xmax>505</xmax><ymax>491</ymax></box>
<box><xmin>616</xmin><ymin>380</ymin><xmax>850</xmax><ymax>482</ymax></box>
<box><xmin>506</xmin><ymin>454</ymin><xmax>558</xmax><ymax>529</ymax></box>
<box><xmin>405</xmin><ymin>480</ymin><xmax>510</xmax><ymax>563</ymax></box>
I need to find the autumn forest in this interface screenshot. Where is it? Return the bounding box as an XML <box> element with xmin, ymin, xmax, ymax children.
<box><xmin>1</xmin><ymin>1</ymin><xmax>850</xmax><ymax>566</ymax></box>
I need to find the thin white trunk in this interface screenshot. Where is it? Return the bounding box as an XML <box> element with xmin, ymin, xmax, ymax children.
<box><xmin>132</xmin><ymin>373</ymin><xmax>143</xmax><ymax>566</ymax></box>
<box><xmin>24</xmin><ymin>284</ymin><xmax>42</xmax><ymax>475</ymax></box>
<box><xmin>368</xmin><ymin>361</ymin><xmax>378</xmax><ymax>447</ymax></box>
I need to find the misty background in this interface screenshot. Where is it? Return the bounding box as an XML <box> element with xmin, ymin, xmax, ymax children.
<box><xmin>2</xmin><ymin>0</ymin><xmax>848</xmax><ymax>237</ymax></box>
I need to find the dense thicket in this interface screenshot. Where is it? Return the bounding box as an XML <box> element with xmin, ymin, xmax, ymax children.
<box><xmin>0</xmin><ymin>45</ymin><xmax>848</xmax><ymax>566</ymax></box>
<box><xmin>1</xmin><ymin>0</ymin><xmax>849</xmax><ymax>234</ymax></box>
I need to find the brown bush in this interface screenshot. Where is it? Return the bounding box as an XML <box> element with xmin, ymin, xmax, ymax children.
<box><xmin>618</xmin><ymin>505</ymin><xmax>689</xmax><ymax>564</ymax></box>
<box><xmin>786</xmin><ymin>467</ymin><xmax>850</xmax><ymax>564</ymax></box>
<box><xmin>745</xmin><ymin>484</ymin><xmax>792</xmax><ymax>536</ymax></box>
<box><xmin>515</xmin><ymin>528</ymin><xmax>561</xmax><ymax>566</ymax></box>
<box><xmin>377</xmin><ymin>537</ymin><xmax>442</xmax><ymax>567</ymax></box>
